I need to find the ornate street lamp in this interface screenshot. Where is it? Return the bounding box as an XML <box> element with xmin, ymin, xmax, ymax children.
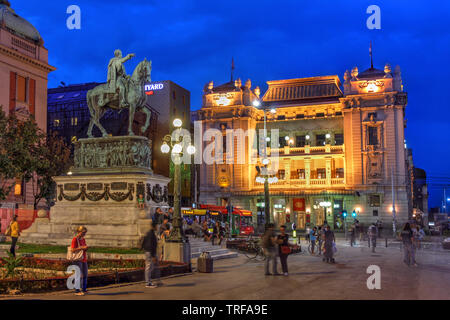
<box><xmin>253</xmin><ymin>99</ymin><xmax>278</xmax><ymax>230</ymax></box>
<box><xmin>161</xmin><ymin>118</ymin><xmax>195</xmax><ymax>246</ymax></box>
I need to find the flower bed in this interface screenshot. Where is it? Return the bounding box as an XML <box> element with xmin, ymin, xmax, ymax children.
<box><xmin>0</xmin><ymin>257</ymin><xmax>190</xmax><ymax>294</ymax></box>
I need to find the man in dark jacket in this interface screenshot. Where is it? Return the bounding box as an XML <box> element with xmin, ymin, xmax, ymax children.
<box><xmin>141</xmin><ymin>222</ymin><xmax>162</xmax><ymax>288</ymax></box>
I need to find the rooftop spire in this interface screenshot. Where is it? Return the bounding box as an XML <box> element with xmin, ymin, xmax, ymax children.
<box><xmin>369</xmin><ymin>41</ymin><xmax>374</xmax><ymax>69</ymax></box>
<box><xmin>231</xmin><ymin>57</ymin><xmax>235</xmax><ymax>82</ymax></box>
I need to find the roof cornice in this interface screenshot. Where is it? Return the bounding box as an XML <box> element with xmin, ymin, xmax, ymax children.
<box><xmin>0</xmin><ymin>43</ymin><xmax>56</xmax><ymax>73</ymax></box>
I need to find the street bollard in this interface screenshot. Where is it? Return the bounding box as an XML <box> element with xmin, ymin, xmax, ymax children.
<box><xmin>385</xmin><ymin>237</ymin><xmax>388</xmax><ymax>248</ymax></box>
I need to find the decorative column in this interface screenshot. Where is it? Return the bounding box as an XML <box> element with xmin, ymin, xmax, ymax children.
<box><xmin>326</xmin><ymin>157</ymin><xmax>332</xmax><ymax>186</ymax></box>
<box><xmin>284</xmin><ymin>158</ymin><xmax>291</xmax><ymax>183</ymax></box>
<box><xmin>305</xmin><ymin>158</ymin><xmax>311</xmax><ymax>186</ymax></box>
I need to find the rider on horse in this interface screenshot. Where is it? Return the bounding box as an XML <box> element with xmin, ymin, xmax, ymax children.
<box><xmin>107</xmin><ymin>49</ymin><xmax>135</xmax><ymax>108</ymax></box>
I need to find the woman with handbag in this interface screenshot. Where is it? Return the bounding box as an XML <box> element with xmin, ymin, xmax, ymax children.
<box><xmin>277</xmin><ymin>225</ymin><xmax>290</xmax><ymax>276</ymax></box>
<box><xmin>70</xmin><ymin>226</ymin><xmax>89</xmax><ymax>296</ymax></box>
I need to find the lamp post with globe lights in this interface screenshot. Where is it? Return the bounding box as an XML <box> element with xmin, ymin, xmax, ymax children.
<box><xmin>253</xmin><ymin>99</ymin><xmax>277</xmax><ymax>230</ymax></box>
<box><xmin>160</xmin><ymin>118</ymin><xmax>195</xmax><ymax>264</ymax></box>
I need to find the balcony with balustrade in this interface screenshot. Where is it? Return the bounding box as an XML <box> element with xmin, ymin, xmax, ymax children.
<box><xmin>267</xmin><ymin>144</ymin><xmax>344</xmax><ymax>157</ymax></box>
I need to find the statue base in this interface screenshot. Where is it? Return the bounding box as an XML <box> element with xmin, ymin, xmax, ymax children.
<box><xmin>163</xmin><ymin>241</ymin><xmax>191</xmax><ymax>266</ymax></box>
<box><xmin>20</xmin><ymin>137</ymin><xmax>170</xmax><ymax>248</ymax></box>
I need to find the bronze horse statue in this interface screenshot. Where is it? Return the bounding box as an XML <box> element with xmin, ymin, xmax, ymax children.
<box><xmin>86</xmin><ymin>59</ymin><xmax>152</xmax><ymax>138</ymax></box>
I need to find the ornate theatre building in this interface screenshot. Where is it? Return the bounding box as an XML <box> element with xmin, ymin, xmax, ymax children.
<box><xmin>196</xmin><ymin>62</ymin><xmax>410</xmax><ymax>231</ymax></box>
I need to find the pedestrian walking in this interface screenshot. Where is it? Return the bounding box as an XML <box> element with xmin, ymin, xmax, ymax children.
<box><xmin>212</xmin><ymin>221</ymin><xmax>224</xmax><ymax>246</ymax></box>
<box><xmin>277</xmin><ymin>225</ymin><xmax>290</xmax><ymax>276</ymax></box>
<box><xmin>322</xmin><ymin>225</ymin><xmax>336</xmax><ymax>263</ymax></box>
<box><xmin>6</xmin><ymin>215</ymin><xmax>20</xmax><ymax>257</ymax></box>
<box><xmin>317</xmin><ymin>226</ymin><xmax>323</xmax><ymax>255</ymax></box>
<box><xmin>376</xmin><ymin>220</ymin><xmax>383</xmax><ymax>238</ymax></box>
<box><xmin>368</xmin><ymin>223</ymin><xmax>378</xmax><ymax>253</ymax></box>
<box><xmin>309</xmin><ymin>227</ymin><xmax>317</xmax><ymax>254</ymax></box>
<box><xmin>400</xmin><ymin>223</ymin><xmax>417</xmax><ymax>267</ymax></box>
<box><xmin>349</xmin><ymin>225</ymin><xmax>356</xmax><ymax>247</ymax></box>
<box><xmin>262</xmin><ymin>223</ymin><xmax>279</xmax><ymax>275</ymax></box>
<box><xmin>202</xmin><ymin>220</ymin><xmax>212</xmax><ymax>242</ymax></box>
<box><xmin>191</xmin><ymin>218</ymin><xmax>202</xmax><ymax>238</ymax></box>
<box><xmin>416</xmin><ymin>226</ymin><xmax>425</xmax><ymax>249</ymax></box>
<box><xmin>71</xmin><ymin>226</ymin><xmax>89</xmax><ymax>295</ymax></box>
<box><xmin>141</xmin><ymin>221</ymin><xmax>162</xmax><ymax>288</ymax></box>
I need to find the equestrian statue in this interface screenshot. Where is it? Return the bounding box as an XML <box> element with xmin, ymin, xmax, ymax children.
<box><xmin>86</xmin><ymin>49</ymin><xmax>152</xmax><ymax>138</ymax></box>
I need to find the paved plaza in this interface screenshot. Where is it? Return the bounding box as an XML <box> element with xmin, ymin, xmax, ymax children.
<box><xmin>2</xmin><ymin>239</ymin><xmax>450</xmax><ymax>300</ymax></box>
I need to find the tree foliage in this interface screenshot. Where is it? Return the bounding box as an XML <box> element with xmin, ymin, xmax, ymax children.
<box><xmin>0</xmin><ymin>109</ymin><xmax>72</xmax><ymax>208</ymax></box>
<box><xmin>31</xmin><ymin>131</ymin><xmax>72</xmax><ymax>208</ymax></box>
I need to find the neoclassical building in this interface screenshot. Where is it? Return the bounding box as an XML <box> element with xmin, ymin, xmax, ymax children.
<box><xmin>0</xmin><ymin>0</ymin><xmax>56</xmax><ymax>207</ymax></box>
<box><xmin>196</xmin><ymin>60</ymin><xmax>410</xmax><ymax>231</ymax></box>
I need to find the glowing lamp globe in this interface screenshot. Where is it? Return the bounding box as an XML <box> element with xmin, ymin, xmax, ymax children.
<box><xmin>173</xmin><ymin>118</ymin><xmax>182</xmax><ymax>128</ymax></box>
<box><xmin>161</xmin><ymin>143</ymin><xmax>170</xmax><ymax>154</ymax></box>
<box><xmin>187</xmin><ymin>145</ymin><xmax>196</xmax><ymax>155</ymax></box>
<box><xmin>172</xmin><ymin>144</ymin><xmax>183</xmax><ymax>154</ymax></box>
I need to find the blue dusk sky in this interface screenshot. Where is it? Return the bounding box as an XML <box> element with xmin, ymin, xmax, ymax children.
<box><xmin>9</xmin><ymin>0</ymin><xmax>450</xmax><ymax>208</ymax></box>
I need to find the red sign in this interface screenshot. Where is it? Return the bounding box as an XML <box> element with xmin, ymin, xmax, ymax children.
<box><xmin>306</xmin><ymin>214</ymin><xmax>311</xmax><ymax>223</ymax></box>
<box><xmin>286</xmin><ymin>214</ymin><xmax>291</xmax><ymax>223</ymax></box>
<box><xmin>293</xmin><ymin>198</ymin><xmax>305</xmax><ymax>212</ymax></box>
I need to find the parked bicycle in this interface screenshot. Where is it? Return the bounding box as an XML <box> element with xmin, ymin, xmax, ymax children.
<box><xmin>243</xmin><ymin>240</ymin><xmax>266</xmax><ymax>261</ymax></box>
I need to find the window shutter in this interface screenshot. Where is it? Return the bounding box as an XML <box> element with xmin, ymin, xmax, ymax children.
<box><xmin>29</xmin><ymin>78</ymin><xmax>36</xmax><ymax>115</ymax></box>
<box><xmin>9</xmin><ymin>72</ymin><xmax>17</xmax><ymax>113</ymax></box>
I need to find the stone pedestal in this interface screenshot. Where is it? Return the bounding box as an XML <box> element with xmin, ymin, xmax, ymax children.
<box><xmin>163</xmin><ymin>241</ymin><xmax>191</xmax><ymax>267</ymax></box>
<box><xmin>21</xmin><ymin>136</ymin><xmax>171</xmax><ymax>248</ymax></box>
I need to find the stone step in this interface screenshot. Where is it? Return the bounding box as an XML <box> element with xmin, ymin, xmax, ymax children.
<box><xmin>192</xmin><ymin>249</ymin><xmax>231</xmax><ymax>259</ymax></box>
<box><xmin>191</xmin><ymin>251</ymin><xmax>238</xmax><ymax>262</ymax></box>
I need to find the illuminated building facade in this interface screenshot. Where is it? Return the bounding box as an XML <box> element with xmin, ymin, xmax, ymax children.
<box><xmin>196</xmin><ymin>62</ymin><xmax>410</xmax><ymax>231</ymax></box>
<box><xmin>0</xmin><ymin>0</ymin><xmax>55</xmax><ymax>208</ymax></box>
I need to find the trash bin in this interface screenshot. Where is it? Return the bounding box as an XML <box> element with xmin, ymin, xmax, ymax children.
<box><xmin>197</xmin><ymin>251</ymin><xmax>213</xmax><ymax>273</ymax></box>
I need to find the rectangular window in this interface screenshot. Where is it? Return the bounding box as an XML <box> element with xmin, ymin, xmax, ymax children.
<box><xmin>369</xmin><ymin>195</ymin><xmax>381</xmax><ymax>207</ymax></box>
<box><xmin>297</xmin><ymin>169</ymin><xmax>305</xmax><ymax>179</ymax></box>
<box><xmin>296</xmin><ymin>114</ymin><xmax>304</xmax><ymax>119</ymax></box>
<box><xmin>368</xmin><ymin>126</ymin><xmax>378</xmax><ymax>145</ymax></box>
<box><xmin>277</xmin><ymin>115</ymin><xmax>286</xmax><ymax>121</ymax></box>
<box><xmin>335</xmin><ymin>133</ymin><xmax>344</xmax><ymax>145</ymax></box>
<box><xmin>316</xmin><ymin>134</ymin><xmax>326</xmax><ymax>146</ymax></box>
<box><xmin>317</xmin><ymin>168</ymin><xmax>326</xmax><ymax>179</ymax></box>
<box><xmin>296</xmin><ymin>135</ymin><xmax>305</xmax><ymax>147</ymax></box>
<box><xmin>71</xmin><ymin>117</ymin><xmax>78</xmax><ymax>126</ymax></box>
<box><xmin>373</xmin><ymin>209</ymin><xmax>378</xmax><ymax>217</ymax></box>
<box><xmin>17</xmin><ymin>75</ymin><xmax>27</xmax><ymax>102</ymax></box>
<box><xmin>53</xmin><ymin>119</ymin><xmax>60</xmax><ymax>127</ymax></box>
<box><xmin>277</xmin><ymin>170</ymin><xmax>285</xmax><ymax>180</ymax></box>
<box><xmin>279</xmin><ymin>136</ymin><xmax>287</xmax><ymax>148</ymax></box>
<box><xmin>222</xmin><ymin>136</ymin><xmax>227</xmax><ymax>154</ymax></box>
<box><xmin>316</xmin><ymin>112</ymin><xmax>325</xmax><ymax>118</ymax></box>
<box><xmin>335</xmin><ymin>111</ymin><xmax>343</xmax><ymax>116</ymax></box>
<box><xmin>335</xmin><ymin>168</ymin><xmax>344</xmax><ymax>178</ymax></box>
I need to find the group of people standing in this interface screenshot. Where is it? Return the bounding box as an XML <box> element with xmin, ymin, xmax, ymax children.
<box><xmin>261</xmin><ymin>224</ymin><xmax>292</xmax><ymax>276</ymax></box>
<box><xmin>400</xmin><ymin>222</ymin><xmax>425</xmax><ymax>267</ymax></box>
<box><xmin>183</xmin><ymin>217</ymin><xmax>229</xmax><ymax>247</ymax></box>
<box><xmin>308</xmin><ymin>225</ymin><xmax>336</xmax><ymax>263</ymax></box>
<box><xmin>141</xmin><ymin>206</ymin><xmax>177</xmax><ymax>288</ymax></box>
